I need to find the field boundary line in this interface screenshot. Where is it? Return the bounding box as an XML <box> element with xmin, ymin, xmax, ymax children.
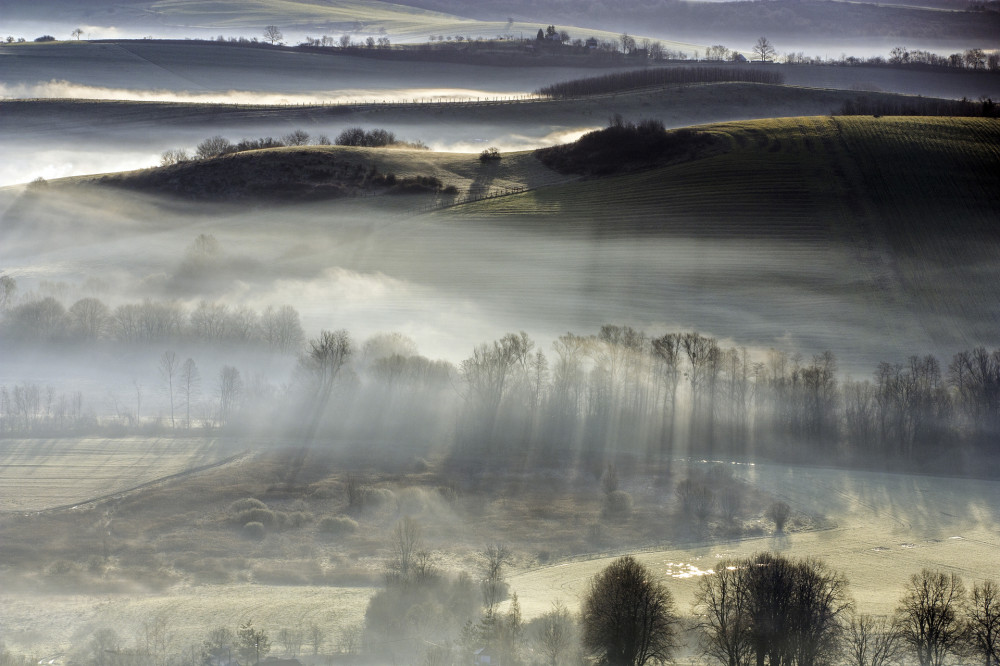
<box><xmin>9</xmin><ymin>450</ymin><xmax>250</xmax><ymax>516</ymax></box>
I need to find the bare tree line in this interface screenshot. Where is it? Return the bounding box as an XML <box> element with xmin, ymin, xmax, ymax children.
<box><xmin>537</xmin><ymin>66</ymin><xmax>785</xmax><ymax>98</ymax></box>
<box><xmin>2</xmin><ymin>320</ymin><xmax>999</xmax><ymax>472</ymax></box>
<box><xmin>0</xmin><ymin>295</ymin><xmax>304</xmax><ymax>351</ymax></box>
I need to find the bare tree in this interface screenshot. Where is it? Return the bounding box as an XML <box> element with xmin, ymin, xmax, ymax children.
<box><xmin>217</xmin><ymin>365</ymin><xmax>243</xmax><ymax>427</ymax></box>
<box><xmin>68</xmin><ymin>297</ymin><xmax>109</xmax><ymax>341</ymax></box>
<box><xmin>698</xmin><ymin>553</ymin><xmax>850</xmax><ymax>666</ymax></box>
<box><xmin>582</xmin><ymin>555</ymin><xmax>679</xmax><ymax>666</ymax></box>
<box><xmin>968</xmin><ymin>580</ymin><xmax>1000</xmax><ymax>666</ymax></box>
<box><xmin>695</xmin><ymin>560</ymin><xmax>753</xmax><ymax>666</ymax></box>
<box><xmin>306</xmin><ymin>623</ymin><xmax>325</xmax><ymax>655</ymax></box>
<box><xmin>276</xmin><ymin>627</ymin><xmax>303</xmax><ymax>656</ymax></box>
<box><xmin>159</xmin><ymin>351</ymin><xmax>178</xmax><ymax>429</ymax></box>
<box><xmin>845</xmin><ymin>613</ymin><xmax>904</xmax><ymax>666</ymax></box>
<box><xmin>536</xmin><ymin>600</ymin><xmax>576</xmax><ymax>666</ymax></box>
<box><xmin>132</xmin><ymin>379</ymin><xmax>143</xmax><ymax>427</ymax></box>
<box><xmin>264</xmin><ymin>25</ymin><xmax>283</xmax><ymax>45</ymax></box>
<box><xmin>767</xmin><ymin>501</ymin><xmax>791</xmax><ymax>532</ymax></box>
<box><xmin>304</xmin><ymin>329</ymin><xmax>352</xmax><ymax>402</ymax></box>
<box><xmin>180</xmin><ymin>357</ymin><xmax>200</xmax><ymax>429</ymax></box>
<box><xmin>71</xmin><ymin>28</ymin><xmax>84</xmax><ymax>40</ymax></box>
<box><xmin>753</xmin><ymin>36</ymin><xmax>775</xmax><ymax>63</ymax></box>
<box><xmin>0</xmin><ymin>273</ymin><xmax>17</xmax><ymax>312</ymax></box>
<box><xmin>387</xmin><ymin>516</ymin><xmax>422</xmax><ymax>585</ymax></box>
<box><xmin>480</xmin><ymin>543</ymin><xmax>514</xmax><ymax>613</ymax></box>
<box><xmin>260</xmin><ymin>305</ymin><xmax>305</xmax><ymax>353</ymax></box>
<box><xmin>897</xmin><ymin>569</ymin><xmax>966</xmax><ymax>666</ymax></box>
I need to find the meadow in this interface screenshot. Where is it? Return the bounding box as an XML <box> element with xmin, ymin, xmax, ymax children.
<box><xmin>0</xmin><ymin>437</ymin><xmax>239</xmax><ymax>512</ymax></box>
<box><xmin>2</xmin><ymin>16</ymin><xmax>1000</xmax><ymax>663</ymax></box>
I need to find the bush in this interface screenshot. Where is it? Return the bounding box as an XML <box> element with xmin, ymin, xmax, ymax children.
<box><xmin>536</xmin><ymin>119</ymin><xmax>715</xmax><ymax>175</ymax></box>
<box><xmin>335</xmin><ymin>127</ymin><xmax>397</xmax><ymax>147</ymax></box>
<box><xmin>229</xmin><ymin>498</ymin><xmax>267</xmax><ymax>512</ymax></box>
<box><xmin>767</xmin><ymin>501</ymin><xmax>792</xmax><ymax>532</ymax></box>
<box><xmin>603</xmin><ymin>490</ymin><xmax>633</xmax><ymax>518</ymax></box>
<box><xmin>242</xmin><ymin>521</ymin><xmax>266</xmax><ymax>540</ymax></box>
<box><xmin>283</xmin><ymin>129</ymin><xmax>310</xmax><ymax>146</ymax></box>
<box><xmin>235</xmin><ymin>508</ymin><xmax>276</xmax><ymax>526</ymax></box>
<box><xmin>319</xmin><ymin>515</ymin><xmax>359</xmax><ymax>536</ymax></box>
<box><xmin>196</xmin><ymin>135</ymin><xmax>234</xmax><ymax>159</ymax></box>
<box><xmin>160</xmin><ymin>149</ymin><xmax>189</xmax><ymax>166</ymax></box>
<box><xmin>479</xmin><ymin>146</ymin><xmax>501</xmax><ymax>161</ymax></box>
<box><xmin>34</xmin><ymin>35</ymin><xmax>56</xmax><ymax>42</ymax></box>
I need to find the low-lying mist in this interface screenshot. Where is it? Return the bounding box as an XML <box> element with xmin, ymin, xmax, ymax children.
<box><xmin>3</xmin><ymin>186</ymin><xmax>992</xmax><ymax>370</ymax></box>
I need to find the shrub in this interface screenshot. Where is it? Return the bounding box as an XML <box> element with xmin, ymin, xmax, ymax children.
<box><xmin>479</xmin><ymin>146</ymin><xmax>501</xmax><ymax>161</ymax></box>
<box><xmin>335</xmin><ymin>127</ymin><xmax>397</xmax><ymax>147</ymax></box>
<box><xmin>160</xmin><ymin>149</ymin><xmax>189</xmax><ymax>166</ymax></box>
<box><xmin>536</xmin><ymin>120</ymin><xmax>715</xmax><ymax>175</ymax></box>
<box><xmin>603</xmin><ymin>490</ymin><xmax>633</xmax><ymax>518</ymax></box>
<box><xmin>767</xmin><ymin>501</ymin><xmax>792</xmax><ymax>532</ymax></box>
<box><xmin>319</xmin><ymin>515</ymin><xmax>359</xmax><ymax>536</ymax></box>
<box><xmin>236</xmin><ymin>508</ymin><xmax>275</xmax><ymax>526</ymax></box>
<box><xmin>242</xmin><ymin>521</ymin><xmax>266</xmax><ymax>540</ymax></box>
<box><xmin>229</xmin><ymin>498</ymin><xmax>267</xmax><ymax>512</ymax></box>
<box><xmin>283</xmin><ymin>129</ymin><xmax>310</xmax><ymax>146</ymax></box>
<box><xmin>34</xmin><ymin>35</ymin><xmax>56</xmax><ymax>42</ymax></box>
<box><xmin>196</xmin><ymin>135</ymin><xmax>234</xmax><ymax>159</ymax></box>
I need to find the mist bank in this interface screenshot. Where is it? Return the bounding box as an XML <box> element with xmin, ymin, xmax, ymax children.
<box><xmin>0</xmin><ymin>83</ymin><xmax>982</xmax><ymax>186</ymax></box>
<box><xmin>3</xmin><ymin>296</ymin><xmax>999</xmax><ymax>478</ymax></box>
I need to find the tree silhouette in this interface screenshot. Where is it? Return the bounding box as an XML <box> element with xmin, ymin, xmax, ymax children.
<box><xmin>263</xmin><ymin>25</ymin><xmax>283</xmax><ymax>45</ymax></box>
<box><xmin>582</xmin><ymin>555</ymin><xmax>679</xmax><ymax>666</ymax></box>
<box><xmin>753</xmin><ymin>36</ymin><xmax>775</xmax><ymax>62</ymax></box>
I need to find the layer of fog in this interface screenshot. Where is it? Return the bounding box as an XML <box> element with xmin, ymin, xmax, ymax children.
<box><xmin>0</xmin><ymin>81</ymin><xmax>538</xmax><ymax>105</ymax></box>
<box><xmin>0</xmin><ymin>42</ymin><xmax>637</xmax><ymax>95</ymax></box>
<box><xmin>4</xmin><ymin>188</ymin><xmax>994</xmax><ymax>380</ymax></box>
<box><xmin>0</xmin><ymin>124</ymin><xmax>596</xmax><ymax>185</ymax></box>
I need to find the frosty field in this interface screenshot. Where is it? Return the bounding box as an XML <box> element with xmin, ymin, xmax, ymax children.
<box><xmin>0</xmin><ymin>438</ymin><xmax>239</xmax><ymax>512</ymax></box>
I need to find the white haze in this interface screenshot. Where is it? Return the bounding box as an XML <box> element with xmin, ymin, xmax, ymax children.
<box><xmin>0</xmin><ymin>81</ymin><xmax>537</xmax><ymax>105</ymax></box>
<box><xmin>2</xmin><ymin>189</ymin><xmax>987</xmax><ymax>374</ymax></box>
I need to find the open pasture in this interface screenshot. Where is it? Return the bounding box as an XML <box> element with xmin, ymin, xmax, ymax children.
<box><xmin>0</xmin><ymin>583</ymin><xmax>373</xmax><ymax>656</ymax></box>
<box><xmin>0</xmin><ymin>438</ymin><xmax>239</xmax><ymax>512</ymax></box>
<box><xmin>509</xmin><ymin>462</ymin><xmax>1000</xmax><ymax>620</ymax></box>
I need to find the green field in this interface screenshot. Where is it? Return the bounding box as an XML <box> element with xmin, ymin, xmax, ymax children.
<box><xmin>448</xmin><ymin>116</ymin><xmax>1000</xmax><ymax>234</ymax></box>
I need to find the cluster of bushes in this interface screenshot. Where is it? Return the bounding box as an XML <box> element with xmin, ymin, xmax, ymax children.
<box><xmin>840</xmin><ymin>95</ymin><xmax>999</xmax><ymax>118</ymax></box>
<box><xmin>479</xmin><ymin>147</ymin><xmax>501</xmax><ymax>162</ymax></box>
<box><xmin>161</xmin><ymin>130</ymin><xmax>327</xmax><ymax>164</ymax></box>
<box><xmin>228</xmin><ymin>498</ymin><xmax>312</xmax><ymax>540</ymax></box>
<box><xmin>536</xmin><ymin>117</ymin><xmax>717</xmax><ymax>175</ymax></box>
<box><xmin>334</xmin><ymin>127</ymin><xmax>396</xmax><ymax>147</ymax></box>
<box><xmin>161</xmin><ymin>127</ymin><xmax>426</xmax><ymax>166</ymax></box>
<box><xmin>674</xmin><ymin>467</ymin><xmax>752</xmax><ymax>525</ymax></box>
<box><xmin>537</xmin><ymin>65</ymin><xmax>785</xmax><ymax>98</ymax></box>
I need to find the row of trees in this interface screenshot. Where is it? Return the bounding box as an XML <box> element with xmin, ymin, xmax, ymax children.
<box><xmin>160</xmin><ymin>127</ymin><xmax>417</xmax><ymax>165</ymax></box>
<box><xmin>0</xmin><ymin>295</ymin><xmax>304</xmax><ymax>351</ymax></box>
<box><xmin>364</xmin><ymin>528</ymin><xmax>999</xmax><ymax>666</ymax></box>
<box><xmin>3</xmin><ymin>319</ymin><xmax>999</xmax><ymax>471</ymax></box>
<box><xmin>536</xmin><ymin>65</ymin><xmax>784</xmax><ymax>98</ymax></box>
<box><xmin>584</xmin><ymin>555</ymin><xmax>1000</xmax><ymax>666</ymax></box>
<box><xmin>448</xmin><ymin>328</ymin><xmax>1000</xmax><ymax>469</ymax></box>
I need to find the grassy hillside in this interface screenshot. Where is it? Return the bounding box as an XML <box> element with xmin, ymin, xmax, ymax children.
<box><xmin>449</xmin><ymin>115</ymin><xmax>1000</xmax><ymax>344</ymax></box>
<box><xmin>454</xmin><ymin>116</ymin><xmax>999</xmax><ymax>234</ymax></box>
<box><xmin>76</xmin><ymin>145</ymin><xmax>569</xmax><ymax>201</ymax></box>
<box><xmin>0</xmin><ymin>0</ymin><xmax>656</xmax><ymax>46</ymax></box>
